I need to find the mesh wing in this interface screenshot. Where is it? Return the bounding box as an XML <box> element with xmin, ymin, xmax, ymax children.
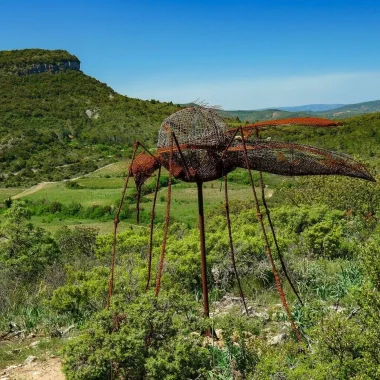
<box><xmin>226</xmin><ymin>141</ymin><xmax>374</xmax><ymax>181</ymax></box>
<box><xmin>227</xmin><ymin>117</ymin><xmax>343</xmax><ymax>137</ymax></box>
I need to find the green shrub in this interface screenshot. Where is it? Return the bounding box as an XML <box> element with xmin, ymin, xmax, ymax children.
<box><xmin>62</xmin><ymin>293</ymin><xmax>211</xmax><ymax>380</ymax></box>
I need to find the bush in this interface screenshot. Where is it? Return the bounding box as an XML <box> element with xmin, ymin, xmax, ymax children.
<box><xmin>62</xmin><ymin>293</ymin><xmax>211</xmax><ymax>380</ymax></box>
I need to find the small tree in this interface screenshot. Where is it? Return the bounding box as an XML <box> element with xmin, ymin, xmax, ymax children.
<box><xmin>0</xmin><ymin>203</ymin><xmax>59</xmax><ymax>282</ymax></box>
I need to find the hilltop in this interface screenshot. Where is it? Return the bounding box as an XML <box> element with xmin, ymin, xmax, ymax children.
<box><xmin>317</xmin><ymin>100</ymin><xmax>380</xmax><ymax>118</ymax></box>
<box><xmin>277</xmin><ymin>104</ymin><xmax>346</xmax><ymax>112</ymax></box>
<box><xmin>0</xmin><ymin>49</ymin><xmax>80</xmax><ymax>75</ymax></box>
<box><xmin>0</xmin><ymin>49</ymin><xmax>179</xmax><ymax>187</ymax></box>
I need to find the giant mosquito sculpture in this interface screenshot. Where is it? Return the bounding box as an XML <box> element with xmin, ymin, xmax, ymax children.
<box><xmin>107</xmin><ymin>106</ymin><xmax>374</xmax><ymax>341</ymax></box>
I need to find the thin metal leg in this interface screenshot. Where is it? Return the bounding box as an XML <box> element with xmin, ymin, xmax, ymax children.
<box><xmin>224</xmin><ymin>175</ymin><xmax>249</xmax><ymax>315</ymax></box>
<box><xmin>145</xmin><ymin>166</ymin><xmax>161</xmax><ymax>291</ymax></box>
<box><xmin>239</xmin><ymin>127</ymin><xmax>302</xmax><ymax>342</ymax></box>
<box><xmin>197</xmin><ymin>181</ymin><xmax>210</xmax><ymax>318</ymax></box>
<box><xmin>258</xmin><ymin>171</ymin><xmax>303</xmax><ymax>305</ymax></box>
<box><xmin>107</xmin><ymin>143</ymin><xmax>139</xmax><ymax>309</ymax></box>
<box><xmin>155</xmin><ymin>134</ymin><xmax>174</xmax><ymax>297</ymax></box>
<box><xmin>136</xmin><ymin>184</ymin><xmax>142</xmax><ymax>225</ymax></box>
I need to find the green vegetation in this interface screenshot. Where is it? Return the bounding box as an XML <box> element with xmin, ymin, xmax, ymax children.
<box><xmin>0</xmin><ymin>49</ymin><xmax>179</xmax><ymax>187</ymax></box>
<box><xmin>317</xmin><ymin>99</ymin><xmax>380</xmax><ymax>118</ymax></box>
<box><xmin>1</xmin><ymin>169</ymin><xmax>380</xmax><ymax>378</ymax></box>
<box><xmin>1</xmin><ymin>48</ymin><xmax>380</xmax><ymax>379</ymax></box>
<box><xmin>220</xmin><ymin>108</ymin><xmax>306</xmax><ymax>122</ymax></box>
<box><xmin>0</xmin><ymin>49</ymin><xmax>79</xmax><ymax>71</ymax></box>
<box><xmin>221</xmin><ymin>100</ymin><xmax>380</xmax><ymax>122</ymax></box>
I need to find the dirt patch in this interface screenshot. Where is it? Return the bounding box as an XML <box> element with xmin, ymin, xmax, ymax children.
<box><xmin>1</xmin><ymin>357</ymin><xmax>64</xmax><ymax>380</ymax></box>
<box><xmin>11</xmin><ymin>182</ymin><xmax>56</xmax><ymax>200</ymax></box>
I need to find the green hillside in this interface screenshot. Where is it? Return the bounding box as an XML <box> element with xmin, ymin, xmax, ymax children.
<box><xmin>1</xmin><ymin>49</ymin><xmax>379</xmax><ymax>190</ymax></box>
<box><xmin>0</xmin><ymin>48</ymin><xmax>80</xmax><ymax>71</ymax></box>
<box><xmin>2</xmin><ymin>50</ymin><xmax>380</xmax><ymax>380</ymax></box>
<box><xmin>221</xmin><ymin>100</ymin><xmax>380</xmax><ymax>122</ymax></box>
<box><xmin>316</xmin><ymin>100</ymin><xmax>380</xmax><ymax>118</ymax></box>
<box><xmin>220</xmin><ymin>108</ymin><xmax>307</xmax><ymax>122</ymax></box>
<box><xmin>0</xmin><ymin>49</ymin><xmax>179</xmax><ymax>187</ymax></box>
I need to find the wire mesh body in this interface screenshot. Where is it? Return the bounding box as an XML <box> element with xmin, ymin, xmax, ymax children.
<box><xmin>154</xmin><ymin>106</ymin><xmax>374</xmax><ymax>183</ymax></box>
<box><xmin>158</xmin><ymin>107</ymin><xmax>228</xmax><ymax>149</ymax></box>
<box><xmin>108</xmin><ymin>106</ymin><xmax>375</xmax><ymax>340</ymax></box>
<box><xmin>157</xmin><ymin>107</ymin><xmax>233</xmax><ymax>182</ymax></box>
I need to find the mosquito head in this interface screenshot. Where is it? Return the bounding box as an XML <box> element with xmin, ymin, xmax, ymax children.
<box><xmin>131</xmin><ymin>152</ymin><xmax>161</xmax><ymax>190</ymax></box>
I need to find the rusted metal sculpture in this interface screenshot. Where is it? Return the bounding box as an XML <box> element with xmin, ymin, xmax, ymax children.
<box><xmin>107</xmin><ymin>106</ymin><xmax>374</xmax><ymax>341</ymax></box>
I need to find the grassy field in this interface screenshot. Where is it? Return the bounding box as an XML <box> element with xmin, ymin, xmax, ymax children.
<box><xmin>0</xmin><ymin>188</ymin><xmax>25</xmax><ymax>201</ymax></box>
<box><xmin>30</xmin><ymin>216</ymin><xmax>148</xmax><ymax>235</ymax></box>
<box><xmin>145</xmin><ymin>182</ymin><xmax>268</xmax><ymax>225</ymax></box>
<box><xmin>87</xmin><ymin>160</ymin><xmax>130</xmax><ymax>178</ymax></box>
<box><xmin>4</xmin><ymin>160</ymin><xmax>280</xmax><ymax>234</ymax></box>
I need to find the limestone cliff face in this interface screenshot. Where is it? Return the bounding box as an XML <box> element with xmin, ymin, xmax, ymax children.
<box><xmin>12</xmin><ymin>60</ymin><xmax>80</xmax><ymax>76</ymax></box>
<box><xmin>0</xmin><ymin>49</ymin><xmax>81</xmax><ymax>76</ymax></box>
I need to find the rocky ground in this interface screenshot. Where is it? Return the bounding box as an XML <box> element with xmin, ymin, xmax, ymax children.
<box><xmin>1</xmin><ymin>357</ymin><xmax>63</xmax><ymax>380</ymax></box>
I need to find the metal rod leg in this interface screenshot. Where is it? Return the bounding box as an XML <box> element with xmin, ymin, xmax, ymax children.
<box><xmin>155</xmin><ymin>134</ymin><xmax>174</xmax><ymax>297</ymax></box>
<box><xmin>107</xmin><ymin>143</ymin><xmax>139</xmax><ymax>309</ymax></box>
<box><xmin>258</xmin><ymin>171</ymin><xmax>303</xmax><ymax>305</ymax></box>
<box><xmin>197</xmin><ymin>181</ymin><xmax>210</xmax><ymax>318</ymax></box>
<box><xmin>145</xmin><ymin>166</ymin><xmax>161</xmax><ymax>291</ymax></box>
<box><xmin>239</xmin><ymin>127</ymin><xmax>302</xmax><ymax>342</ymax></box>
<box><xmin>224</xmin><ymin>175</ymin><xmax>249</xmax><ymax>315</ymax></box>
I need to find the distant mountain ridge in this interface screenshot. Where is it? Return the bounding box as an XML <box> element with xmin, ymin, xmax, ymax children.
<box><xmin>276</xmin><ymin>104</ymin><xmax>346</xmax><ymax>112</ymax></box>
<box><xmin>221</xmin><ymin>100</ymin><xmax>380</xmax><ymax>122</ymax></box>
<box><xmin>317</xmin><ymin>100</ymin><xmax>380</xmax><ymax>118</ymax></box>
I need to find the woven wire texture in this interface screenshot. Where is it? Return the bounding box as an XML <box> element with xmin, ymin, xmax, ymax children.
<box><xmin>152</xmin><ymin>107</ymin><xmax>374</xmax><ymax>183</ymax></box>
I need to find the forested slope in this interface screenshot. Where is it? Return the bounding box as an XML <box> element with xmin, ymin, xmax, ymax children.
<box><xmin>0</xmin><ymin>49</ymin><xmax>179</xmax><ymax>186</ymax></box>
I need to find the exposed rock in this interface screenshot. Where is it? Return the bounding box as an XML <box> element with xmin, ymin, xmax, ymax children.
<box><xmin>24</xmin><ymin>355</ymin><xmax>37</xmax><ymax>365</ymax></box>
<box><xmin>242</xmin><ymin>305</ymin><xmax>255</xmax><ymax>315</ymax></box>
<box><xmin>85</xmin><ymin>109</ymin><xmax>100</xmax><ymax>119</ymax></box>
<box><xmin>214</xmin><ymin>329</ymin><xmax>223</xmax><ymax>340</ymax></box>
<box><xmin>61</xmin><ymin>324</ymin><xmax>76</xmax><ymax>336</ymax></box>
<box><xmin>268</xmin><ymin>333</ymin><xmax>287</xmax><ymax>345</ymax></box>
<box><xmin>49</xmin><ymin>329</ymin><xmax>62</xmax><ymax>338</ymax></box>
<box><xmin>1</xmin><ymin>61</ymin><xmax>81</xmax><ymax>76</ymax></box>
<box><xmin>30</xmin><ymin>340</ymin><xmax>40</xmax><ymax>348</ymax></box>
<box><xmin>5</xmin><ymin>365</ymin><xmax>21</xmax><ymax>371</ymax></box>
<box><xmin>328</xmin><ymin>305</ymin><xmax>345</xmax><ymax>313</ymax></box>
<box><xmin>252</xmin><ymin>311</ymin><xmax>270</xmax><ymax>321</ymax></box>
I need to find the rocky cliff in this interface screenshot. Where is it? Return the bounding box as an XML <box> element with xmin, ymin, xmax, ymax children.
<box><xmin>15</xmin><ymin>60</ymin><xmax>80</xmax><ymax>75</ymax></box>
<box><xmin>0</xmin><ymin>49</ymin><xmax>81</xmax><ymax>75</ymax></box>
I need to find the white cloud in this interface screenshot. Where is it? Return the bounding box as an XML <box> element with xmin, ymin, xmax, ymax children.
<box><xmin>117</xmin><ymin>71</ymin><xmax>380</xmax><ymax>109</ymax></box>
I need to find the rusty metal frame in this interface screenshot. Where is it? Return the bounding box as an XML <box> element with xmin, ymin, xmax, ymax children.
<box><xmin>108</xmin><ymin>108</ymin><xmax>374</xmax><ymax>342</ymax></box>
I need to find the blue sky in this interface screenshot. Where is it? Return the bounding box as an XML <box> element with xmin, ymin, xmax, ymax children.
<box><xmin>1</xmin><ymin>0</ymin><xmax>379</xmax><ymax>109</ymax></box>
